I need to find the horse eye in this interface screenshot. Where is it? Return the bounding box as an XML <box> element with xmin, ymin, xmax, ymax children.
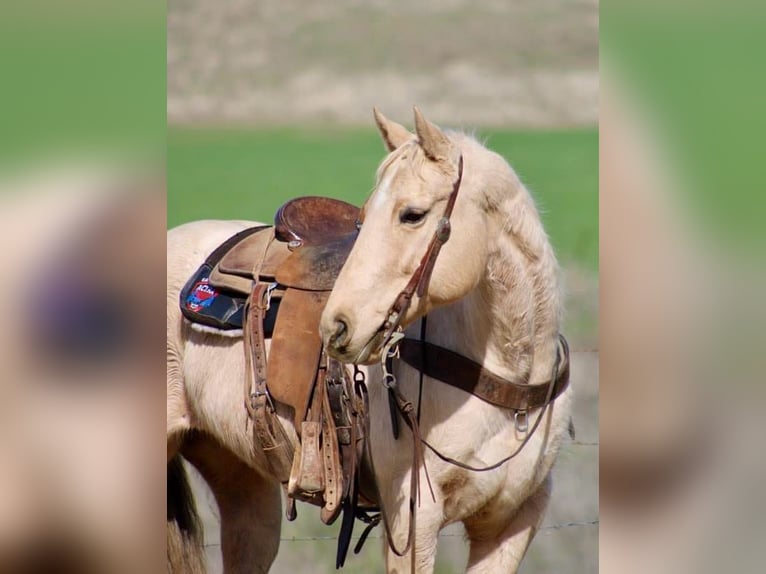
<box><xmin>399</xmin><ymin>208</ymin><xmax>428</xmax><ymax>225</ymax></box>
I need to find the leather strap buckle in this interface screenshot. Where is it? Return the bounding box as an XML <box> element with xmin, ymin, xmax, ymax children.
<box><xmin>251</xmin><ymin>388</ymin><xmax>275</xmax><ymax>412</ymax></box>
<box><xmin>514</xmin><ymin>410</ymin><xmax>529</xmax><ymax>433</ymax></box>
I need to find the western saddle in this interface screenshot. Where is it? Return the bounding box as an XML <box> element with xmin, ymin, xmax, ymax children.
<box><xmin>180</xmin><ymin>196</ymin><xmax>374</xmax><ymax>566</ymax></box>
<box><xmin>206</xmin><ymin>198</ymin><xmax>362</xmax><ymax>499</ymax></box>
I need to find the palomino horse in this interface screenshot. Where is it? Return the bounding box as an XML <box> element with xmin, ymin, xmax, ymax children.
<box><xmin>166</xmin><ymin>108</ymin><xmax>571</xmax><ymax>574</ymax></box>
<box><xmin>319</xmin><ymin>108</ymin><xmax>572</xmax><ymax>573</ymax></box>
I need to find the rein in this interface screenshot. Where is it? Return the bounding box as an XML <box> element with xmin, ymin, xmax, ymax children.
<box><xmin>353</xmin><ymin>158</ymin><xmax>464</xmax><ymax>569</ymax></box>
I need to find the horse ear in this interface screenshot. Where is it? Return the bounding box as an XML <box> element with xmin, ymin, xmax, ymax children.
<box><xmin>413</xmin><ymin>106</ymin><xmax>452</xmax><ymax>162</ymax></box>
<box><xmin>373</xmin><ymin>107</ymin><xmax>411</xmax><ymax>152</ymax></box>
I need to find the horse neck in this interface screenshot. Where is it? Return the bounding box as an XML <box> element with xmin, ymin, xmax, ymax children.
<box><xmin>424</xmin><ymin>184</ymin><xmax>561</xmax><ymax>386</ymax></box>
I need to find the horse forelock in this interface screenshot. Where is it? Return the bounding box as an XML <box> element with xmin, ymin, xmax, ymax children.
<box><xmin>371</xmin><ymin>131</ymin><xmax>481</xmax><ymax>207</ymax></box>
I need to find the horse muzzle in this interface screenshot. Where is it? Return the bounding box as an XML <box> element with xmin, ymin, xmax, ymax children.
<box><xmin>321</xmin><ymin>311</ymin><xmax>388</xmax><ymax>365</ymax></box>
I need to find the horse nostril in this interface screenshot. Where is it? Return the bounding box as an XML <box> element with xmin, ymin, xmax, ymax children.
<box><xmin>332</xmin><ymin>317</ymin><xmax>349</xmax><ymax>348</ymax></box>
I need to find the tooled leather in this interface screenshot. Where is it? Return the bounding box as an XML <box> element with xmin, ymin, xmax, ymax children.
<box><xmin>245</xmin><ymin>283</ymin><xmax>294</xmax><ymax>483</ymax></box>
<box><xmin>320</xmin><ymin>360</ymin><xmax>345</xmax><ymax>525</ymax></box>
<box><xmin>397</xmin><ymin>334</ymin><xmax>570</xmax><ymax>411</ymax></box>
<box><xmin>274</xmin><ymin>196</ymin><xmax>359</xmax><ymax>246</ymax></box>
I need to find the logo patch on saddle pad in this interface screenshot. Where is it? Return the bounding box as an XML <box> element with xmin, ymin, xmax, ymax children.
<box><xmin>179</xmin><ymin>228</ymin><xmax>280</xmax><ymax>335</ymax></box>
<box><xmin>185</xmin><ymin>277</ymin><xmax>217</xmax><ymax>312</ymax></box>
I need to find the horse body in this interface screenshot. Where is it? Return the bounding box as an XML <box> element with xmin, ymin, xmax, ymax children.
<box><xmin>167</xmin><ymin>220</ymin><xmax>287</xmax><ymax>574</ymax></box>
<box><xmin>167</xmin><ymin>109</ymin><xmax>571</xmax><ymax>574</ymax></box>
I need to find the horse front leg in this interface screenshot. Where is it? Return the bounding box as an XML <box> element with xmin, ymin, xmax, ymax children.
<box><xmin>380</xmin><ymin>472</ymin><xmax>443</xmax><ymax>574</ymax></box>
<box><xmin>463</xmin><ymin>473</ymin><xmax>551</xmax><ymax>574</ymax></box>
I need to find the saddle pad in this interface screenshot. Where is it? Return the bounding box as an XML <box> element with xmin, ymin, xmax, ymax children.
<box><xmin>180</xmin><ymin>225</ymin><xmax>279</xmax><ymax>332</ymax></box>
<box><xmin>180</xmin><ymin>262</ymin><xmax>282</xmax><ymax>333</ymax></box>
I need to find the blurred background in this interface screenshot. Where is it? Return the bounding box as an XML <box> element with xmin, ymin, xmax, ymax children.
<box><xmin>4</xmin><ymin>0</ymin><xmax>762</xmax><ymax>573</ymax></box>
<box><xmin>167</xmin><ymin>1</ymin><xmax>598</xmax><ymax>573</ymax></box>
<box><xmin>600</xmin><ymin>2</ymin><xmax>766</xmax><ymax>573</ymax></box>
<box><xmin>0</xmin><ymin>1</ymin><xmax>165</xmax><ymax>572</ymax></box>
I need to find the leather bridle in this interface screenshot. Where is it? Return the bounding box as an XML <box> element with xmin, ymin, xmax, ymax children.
<box><xmin>351</xmin><ymin>155</ymin><xmax>464</xmax><ymax>568</ymax></box>
<box><xmin>377</xmin><ymin>155</ymin><xmax>464</xmax><ymax>349</ymax></box>
<box><xmin>351</xmin><ymin>152</ymin><xmax>570</xmax><ymax>569</ymax></box>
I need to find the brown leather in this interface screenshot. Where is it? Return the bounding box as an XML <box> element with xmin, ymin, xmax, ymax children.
<box><xmin>208</xmin><ymin>264</ymin><xmax>253</xmax><ymax>295</ymax></box>
<box><xmin>267</xmin><ymin>288</ymin><xmax>328</xmax><ymax>430</ymax></box>
<box><xmin>288</xmin><ymin>374</ymin><xmax>326</xmax><ymax>504</ymax></box>
<box><xmin>210</xmin><ymin>211</ymin><xmax>356</xmax><ymax>293</ymax></box>
<box><xmin>244</xmin><ymin>284</ymin><xmax>294</xmax><ymax>482</ymax></box>
<box><xmin>218</xmin><ymin>227</ymin><xmax>274</xmax><ymax>277</ymax></box>
<box><xmin>320</xmin><ymin>366</ymin><xmax>344</xmax><ymax>524</ymax></box>
<box><xmin>275</xmin><ymin>196</ymin><xmax>359</xmax><ymax>246</ymax></box>
<box><xmin>275</xmin><ymin>234</ymin><xmax>356</xmax><ymax>291</ymax></box>
<box><xmin>397</xmin><ymin>334</ymin><xmax>570</xmax><ymax>411</ymax></box>
<box><xmin>285</xmin><ymin>354</ymin><xmax>352</xmax><ymax>526</ymax></box>
<box><xmin>209</xmin><ymin>227</ymin><xmax>290</xmax><ymax>295</ymax></box>
<box><xmin>379</xmin><ymin>155</ymin><xmax>464</xmax><ymax>345</ymax></box>
<box><xmin>259</xmin><ymin>240</ymin><xmax>292</xmax><ymax>279</ymax></box>
<box><xmin>323</xmin><ymin>362</ymin><xmax>355</xmax><ymax>529</ymax></box>
<box><xmin>294</xmin><ymin>421</ymin><xmax>323</xmax><ymax>492</ymax></box>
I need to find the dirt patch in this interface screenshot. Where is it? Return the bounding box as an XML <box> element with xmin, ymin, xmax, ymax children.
<box><xmin>168</xmin><ymin>0</ymin><xmax>598</xmax><ymax>127</ymax></box>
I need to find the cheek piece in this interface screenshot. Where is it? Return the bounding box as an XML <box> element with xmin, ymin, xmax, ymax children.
<box><xmin>378</xmin><ymin>154</ymin><xmax>463</xmax><ymax>349</ymax></box>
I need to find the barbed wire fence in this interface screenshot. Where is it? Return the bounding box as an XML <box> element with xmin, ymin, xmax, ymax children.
<box><xmin>201</xmin><ymin>349</ymin><xmax>598</xmax><ymax>550</ymax></box>
<box><xmin>201</xmin><ymin>439</ymin><xmax>598</xmax><ymax>548</ymax></box>
<box><xmin>202</xmin><ymin>519</ymin><xmax>599</xmax><ymax>548</ymax></box>
<box><xmin>203</xmin><ymin>518</ymin><xmax>599</xmax><ymax>548</ymax></box>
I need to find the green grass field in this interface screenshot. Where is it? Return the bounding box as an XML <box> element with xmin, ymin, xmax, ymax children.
<box><xmin>168</xmin><ymin>127</ymin><xmax>597</xmax><ymax>272</ymax></box>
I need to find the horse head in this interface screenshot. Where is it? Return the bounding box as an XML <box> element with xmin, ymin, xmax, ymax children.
<box><xmin>320</xmin><ymin>107</ymin><xmax>504</xmax><ymax>364</ymax></box>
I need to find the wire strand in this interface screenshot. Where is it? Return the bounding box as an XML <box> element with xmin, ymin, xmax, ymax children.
<box><xmin>201</xmin><ymin>518</ymin><xmax>599</xmax><ymax>547</ymax></box>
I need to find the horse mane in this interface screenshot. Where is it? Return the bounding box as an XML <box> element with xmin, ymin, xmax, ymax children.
<box><xmin>454</xmin><ymin>132</ymin><xmax>562</xmax><ymax>372</ymax></box>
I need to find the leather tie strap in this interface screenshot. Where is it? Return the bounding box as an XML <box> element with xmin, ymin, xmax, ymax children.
<box><xmin>244</xmin><ymin>283</ymin><xmax>294</xmax><ymax>483</ymax></box>
<box><xmin>358</xmin><ymin>382</ymin><xmax>430</xmax><ymax>572</ymax></box>
<box><xmin>397</xmin><ymin>334</ymin><xmax>570</xmax><ymax>411</ymax></box>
